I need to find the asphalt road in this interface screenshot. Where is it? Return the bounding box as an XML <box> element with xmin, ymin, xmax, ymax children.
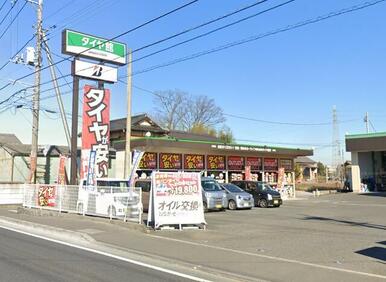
<box><xmin>0</xmin><ymin>227</ymin><xmax>194</xmax><ymax>282</ymax></box>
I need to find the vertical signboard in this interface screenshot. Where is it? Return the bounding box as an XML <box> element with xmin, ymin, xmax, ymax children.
<box><xmin>245</xmin><ymin>166</ymin><xmax>252</xmax><ymax>181</ymax></box>
<box><xmin>80</xmin><ymin>86</ymin><xmax>110</xmax><ymax>179</ymax></box>
<box><xmin>57</xmin><ymin>155</ymin><xmax>67</xmax><ymax>185</ymax></box>
<box><xmin>148</xmin><ymin>172</ymin><xmax>206</xmax><ymax>229</ymax></box>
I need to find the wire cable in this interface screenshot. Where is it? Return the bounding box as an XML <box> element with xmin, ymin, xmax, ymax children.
<box><xmin>0</xmin><ymin>33</ymin><xmax>35</xmax><ymax>72</ymax></box>
<box><xmin>0</xmin><ymin>0</ymin><xmax>8</xmax><ymax>15</ymax></box>
<box><xmin>0</xmin><ymin>0</ymin><xmax>17</xmax><ymax>27</ymax></box>
<box><xmin>0</xmin><ymin>0</ymin><xmax>26</xmax><ymax>41</ymax></box>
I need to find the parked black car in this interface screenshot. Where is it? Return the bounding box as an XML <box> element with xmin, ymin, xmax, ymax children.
<box><xmin>231</xmin><ymin>181</ymin><xmax>282</xmax><ymax>208</ymax></box>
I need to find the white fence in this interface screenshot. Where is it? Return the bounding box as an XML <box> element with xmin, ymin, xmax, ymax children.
<box><xmin>0</xmin><ymin>184</ymin><xmax>24</xmax><ymax>205</ymax></box>
<box><xmin>23</xmin><ymin>184</ymin><xmax>142</xmax><ymax>223</ymax></box>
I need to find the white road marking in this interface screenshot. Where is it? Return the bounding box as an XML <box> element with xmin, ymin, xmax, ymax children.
<box><xmin>0</xmin><ymin>225</ymin><xmax>211</xmax><ymax>282</ymax></box>
<box><xmin>148</xmin><ymin>234</ymin><xmax>386</xmax><ymax>280</ymax></box>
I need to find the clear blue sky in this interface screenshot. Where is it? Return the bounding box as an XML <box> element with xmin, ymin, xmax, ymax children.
<box><xmin>1</xmin><ymin>0</ymin><xmax>386</xmax><ymax>165</ymax></box>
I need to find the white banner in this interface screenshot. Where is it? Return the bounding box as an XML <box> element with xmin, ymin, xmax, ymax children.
<box><xmin>148</xmin><ymin>172</ymin><xmax>206</xmax><ymax>229</ymax></box>
<box><xmin>73</xmin><ymin>59</ymin><xmax>118</xmax><ymax>83</ymax></box>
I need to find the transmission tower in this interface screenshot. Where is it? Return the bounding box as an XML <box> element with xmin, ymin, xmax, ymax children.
<box><xmin>332</xmin><ymin>105</ymin><xmax>341</xmax><ymax>179</ymax></box>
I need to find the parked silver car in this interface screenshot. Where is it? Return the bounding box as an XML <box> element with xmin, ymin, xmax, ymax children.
<box><xmin>221</xmin><ymin>183</ymin><xmax>254</xmax><ymax>210</ymax></box>
<box><xmin>201</xmin><ymin>177</ymin><xmax>227</xmax><ymax>212</ymax></box>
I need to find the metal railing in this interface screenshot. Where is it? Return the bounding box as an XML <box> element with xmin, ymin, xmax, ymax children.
<box><xmin>22</xmin><ymin>184</ymin><xmax>142</xmax><ymax>223</ymax></box>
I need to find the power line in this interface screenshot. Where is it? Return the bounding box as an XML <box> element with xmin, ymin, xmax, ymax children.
<box><xmin>127</xmin><ymin>0</ymin><xmax>386</xmax><ymax>77</ymax></box>
<box><xmin>132</xmin><ymin>0</ymin><xmax>294</xmax><ymax>64</ymax></box>
<box><xmin>0</xmin><ymin>33</ymin><xmax>35</xmax><ymax>72</ymax></box>
<box><xmin>0</xmin><ymin>0</ymin><xmax>199</xmax><ymax>92</ymax></box>
<box><xmin>0</xmin><ymin>0</ymin><xmax>7</xmax><ymax>15</ymax></box>
<box><xmin>0</xmin><ymin>0</ymin><xmax>17</xmax><ymax>27</ymax></box>
<box><xmin>0</xmin><ymin>0</ymin><xmax>27</xmax><ymax>41</ymax></box>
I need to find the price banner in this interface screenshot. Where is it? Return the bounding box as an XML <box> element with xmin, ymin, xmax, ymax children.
<box><xmin>207</xmin><ymin>155</ymin><xmax>225</xmax><ymax>170</ymax></box>
<box><xmin>159</xmin><ymin>153</ymin><xmax>182</xmax><ymax>170</ymax></box>
<box><xmin>37</xmin><ymin>185</ymin><xmax>56</xmax><ymax>207</ymax></box>
<box><xmin>227</xmin><ymin>156</ymin><xmax>244</xmax><ymax>171</ymax></box>
<box><xmin>148</xmin><ymin>172</ymin><xmax>206</xmax><ymax>229</ymax></box>
<box><xmin>246</xmin><ymin>157</ymin><xmax>262</xmax><ymax>171</ymax></box>
<box><xmin>184</xmin><ymin>154</ymin><xmax>204</xmax><ymax>170</ymax></box>
<box><xmin>280</xmin><ymin>159</ymin><xmax>293</xmax><ymax>171</ymax></box>
<box><xmin>264</xmin><ymin>158</ymin><xmax>278</xmax><ymax>171</ymax></box>
<box><xmin>139</xmin><ymin>152</ymin><xmax>157</xmax><ymax>170</ymax></box>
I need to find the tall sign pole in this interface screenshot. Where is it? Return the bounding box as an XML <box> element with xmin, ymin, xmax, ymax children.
<box><xmin>29</xmin><ymin>0</ymin><xmax>43</xmax><ymax>183</ymax></box>
<box><xmin>124</xmin><ymin>50</ymin><xmax>132</xmax><ymax>179</ymax></box>
<box><xmin>70</xmin><ymin>73</ymin><xmax>79</xmax><ymax>185</ymax></box>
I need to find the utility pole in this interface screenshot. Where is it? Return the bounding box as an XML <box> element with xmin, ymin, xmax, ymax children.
<box><xmin>29</xmin><ymin>0</ymin><xmax>43</xmax><ymax>184</ymax></box>
<box><xmin>70</xmin><ymin>74</ymin><xmax>79</xmax><ymax>185</ymax></box>
<box><xmin>364</xmin><ymin>112</ymin><xmax>369</xmax><ymax>133</ymax></box>
<box><xmin>124</xmin><ymin>50</ymin><xmax>132</xmax><ymax>179</ymax></box>
<box><xmin>332</xmin><ymin>105</ymin><xmax>341</xmax><ymax>180</ymax></box>
<box><xmin>43</xmin><ymin>39</ymin><xmax>71</xmax><ymax>150</ymax></box>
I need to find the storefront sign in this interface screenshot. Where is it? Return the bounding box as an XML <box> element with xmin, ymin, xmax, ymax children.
<box><xmin>62</xmin><ymin>29</ymin><xmax>126</xmax><ymax>65</ymax></box>
<box><xmin>139</xmin><ymin>152</ymin><xmax>157</xmax><ymax>170</ymax></box>
<box><xmin>184</xmin><ymin>154</ymin><xmax>204</xmax><ymax>170</ymax></box>
<box><xmin>211</xmin><ymin>144</ymin><xmax>276</xmax><ymax>153</ymax></box>
<box><xmin>280</xmin><ymin>159</ymin><xmax>293</xmax><ymax>171</ymax></box>
<box><xmin>148</xmin><ymin>172</ymin><xmax>206</xmax><ymax>229</ymax></box>
<box><xmin>72</xmin><ymin>59</ymin><xmax>118</xmax><ymax>83</ymax></box>
<box><xmin>159</xmin><ymin>153</ymin><xmax>182</xmax><ymax>170</ymax></box>
<box><xmin>228</xmin><ymin>156</ymin><xmax>244</xmax><ymax>171</ymax></box>
<box><xmin>80</xmin><ymin>86</ymin><xmax>110</xmax><ymax>179</ymax></box>
<box><xmin>264</xmin><ymin>158</ymin><xmax>278</xmax><ymax>171</ymax></box>
<box><xmin>37</xmin><ymin>185</ymin><xmax>56</xmax><ymax>207</ymax></box>
<box><xmin>207</xmin><ymin>155</ymin><xmax>225</xmax><ymax>170</ymax></box>
<box><xmin>246</xmin><ymin>157</ymin><xmax>262</xmax><ymax>171</ymax></box>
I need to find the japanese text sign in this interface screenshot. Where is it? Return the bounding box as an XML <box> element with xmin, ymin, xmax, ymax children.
<box><xmin>139</xmin><ymin>152</ymin><xmax>157</xmax><ymax>170</ymax></box>
<box><xmin>227</xmin><ymin>156</ymin><xmax>244</xmax><ymax>171</ymax></box>
<box><xmin>37</xmin><ymin>185</ymin><xmax>56</xmax><ymax>207</ymax></box>
<box><xmin>62</xmin><ymin>29</ymin><xmax>126</xmax><ymax>65</ymax></box>
<box><xmin>81</xmin><ymin>86</ymin><xmax>110</xmax><ymax>179</ymax></box>
<box><xmin>159</xmin><ymin>153</ymin><xmax>182</xmax><ymax>170</ymax></box>
<box><xmin>246</xmin><ymin>157</ymin><xmax>262</xmax><ymax>171</ymax></box>
<box><xmin>184</xmin><ymin>154</ymin><xmax>204</xmax><ymax>170</ymax></box>
<box><xmin>57</xmin><ymin>155</ymin><xmax>67</xmax><ymax>185</ymax></box>
<box><xmin>264</xmin><ymin>158</ymin><xmax>278</xmax><ymax>171</ymax></box>
<box><xmin>207</xmin><ymin>155</ymin><xmax>225</xmax><ymax>170</ymax></box>
<box><xmin>149</xmin><ymin>172</ymin><xmax>206</xmax><ymax>229</ymax></box>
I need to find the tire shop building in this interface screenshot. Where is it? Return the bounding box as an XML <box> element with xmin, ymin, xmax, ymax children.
<box><xmin>110</xmin><ymin>114</ymin><xmax>313</xmax><ymax>189</ymax></box>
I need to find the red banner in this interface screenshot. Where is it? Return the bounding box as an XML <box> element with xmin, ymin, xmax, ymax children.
<box><xmin>227</xmin><ymin>156</ymin><xmax>244</xmax><ymax>171</ymax></box>
<box><xmin>37</xmin><ymin>185</ymin><xmax>56</xmax><ymax>207</ymax></box>
<box><xmin>280</xmin><ymin>159</ymin><xmax>293</xmax><ymax>171</ymax></box>
<box><xmin>139</xmin><ymin>152</ymin><xmax>157</xmax><ymax>170</ymax></box>
<box><xmin>159</xmin><ymin>153</ymin><xmax>182</xmax><ymax>170</ymax></box>
<box><xmin>207</xmin><ymin>155</ymin><xmax>225</xmax><ymax>170</ymax></box>
<box><xmin>245</xmin><ymin>166</ymin><xmax>252</xmax><ymax>181</ymax></box>
<box><xmin>264</xmin><ymin>158</ymin><xmax>278</xmax><ymax>171</ymax></box>
<box><xmin>57</xmin><ymin>155</ymin><xmax>67</xmax><ymax>185</ymax></box>
<box><xmin>246</xmin><ymin>157</ymin><xmax>262</xmax><ymax>171</ymax></box>
<box><xmin>80</xmin><ymin>86</ymin><xmax>110</xmax><ymax>179</ymax></box>
<box><xmin>184</xmin><ymin>154</ymin><xmax>204</xmax><ymax>170</ymax></box>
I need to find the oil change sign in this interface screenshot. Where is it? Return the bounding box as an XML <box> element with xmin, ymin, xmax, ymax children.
<box><xmin>148</xmin><ymin>172</ymin><xmax>206</xmax><ymax>229</ymax></box>
<box><xmin>62</xmin><ymin>29</ymin><xmax>126</xmax><ymax>65</ymax></box>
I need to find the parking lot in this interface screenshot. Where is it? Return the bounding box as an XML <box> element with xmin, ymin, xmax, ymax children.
<box><xmin>148</xmin><ymin>193</ymin><xmax>386</xmax><ymax>281</ymax></box>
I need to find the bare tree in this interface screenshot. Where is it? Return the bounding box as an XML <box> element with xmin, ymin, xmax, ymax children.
<box><xmin>153</xmin><ymin>90</ymin><xmax>226</xmax><ymax>132</ymax></box>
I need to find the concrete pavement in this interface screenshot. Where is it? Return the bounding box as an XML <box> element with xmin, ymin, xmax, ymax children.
<box><xmin>0</xmin><ymin>192</ymin><xmax>385</xmax><ymax>282</ymax></box>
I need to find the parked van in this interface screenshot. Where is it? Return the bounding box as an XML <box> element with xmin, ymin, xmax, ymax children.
<box><xmin>77</xmin><ymin>178</ymin><xmax>140</xmax><ymax>217</ymax></box>
<box><xmin>201</xmin><ymin>177</ymin><xmax>227</xmax><ymax>212</ymax></box>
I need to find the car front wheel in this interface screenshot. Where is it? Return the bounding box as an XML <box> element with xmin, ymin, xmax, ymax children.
<box><xmin>258</xmin><ymin>199</ymin><xmax>268</xmax><ymax>208</ymax></box>
<box><xmin>228</xmin><ymin>200</ymin><xmax>237</xmax><ymax>210</ymax></box>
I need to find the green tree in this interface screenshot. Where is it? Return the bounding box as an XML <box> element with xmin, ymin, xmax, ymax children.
<box><xmin>317</xmin><ymin>162</ymin><xmax>326</xmax><ymax>176</ymax></box>
<box><xmin>294</xmin><ymin>163</ymin><xmax>303</xmax><ymax>181</ymax></box>
<box><xmin>217</xmin><ymin>125</ymin><xmax>234</xmax><ymax>143</ymax></box>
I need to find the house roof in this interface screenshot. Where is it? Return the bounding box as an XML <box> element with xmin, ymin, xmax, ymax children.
<box><xmin>110</xmin><ymin>114</ymin><xmax>167</xmax><ymax>133</ymax></box>
<box><xmin>0</xmin><ymin>143</ymin><xmax>70</xmax><ymax>157</ymax></box>
<box><xmin>0</xmin><ymin>133</ymin><xmax>22</xmax><ymax>145</ymax></box>
<box><xmin>295</xmin><ymin>156</ymin><xmax>317</xmax><ymax>165</ymax></box>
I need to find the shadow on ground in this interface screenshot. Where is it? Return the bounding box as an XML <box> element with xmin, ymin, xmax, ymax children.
<box><xmin>359</xmin><ymin>192</ymin><xmax>386</xmax><ymax>197</ymax></box>
<box><xmin>302</xmin><ymin>216</ymin><xmax>386</xmax><ymax>231</ymax></box>
<box><xmin>356</xmin><ymin>247</ymin><xmax>386</xmax><ymax>262</ymax></box>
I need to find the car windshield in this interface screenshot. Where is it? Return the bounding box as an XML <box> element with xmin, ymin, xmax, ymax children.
<box><xmin>223</xmin><ymin>184</ymin><xmax>244</xmax><ymax>193</ymax></box>
<box><xmin>260</xmin><ymin>183</ymin><xmax>275</xmax><ymax>192</ymax></box>
<box><xmin>202</xmin><ymin>180</ymin><xmax>222</xmax><ymax>192</ymax></box>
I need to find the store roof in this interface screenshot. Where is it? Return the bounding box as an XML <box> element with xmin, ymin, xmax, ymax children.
<box><xmin>295</xmin><ymin>156</ymin><xmax>317</xmax><ymax>165</ymax></box>
<box><xmin>346</xmin><ymin>132</ymin><xmax>386</xmax><ymax>152</ymax></box>
<box><xmin>168</xmin><ymin>130</ymin><xmax>221</xmax><ymax>142</ymax></box>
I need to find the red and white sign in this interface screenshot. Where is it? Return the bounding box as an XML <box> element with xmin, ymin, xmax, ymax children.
<box><xmin>227</xmin><ymin>156</ymin><xmax>244</xmax><ymax>171</ymax></box>
<box><xmin>57</xmin><ymin>155</ymin><xmax>67</xmax><ymax>185</ymax></box>
<box><xmin>264</xmin><ymin>158</ymin><xmax>278</xmax><ymax>171</ymax></box>
<box><xmin>80</xmin><ymin>86</ymin><xmax>110</xmax><ymax>179</ymax></box>
<box><xmin>245</xmin><ymin>166</ymin><xmax>252</xmax><ymax>181</ymax></box>
<box><xmin>37</xmin><ymin>185</ymin><xmax>56</xmax><ymax>207</ymax></box>
<box><xmin>246</xmin><ymin>157</ymin><xmax>262</xmax><ymax>171</ymax></box>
